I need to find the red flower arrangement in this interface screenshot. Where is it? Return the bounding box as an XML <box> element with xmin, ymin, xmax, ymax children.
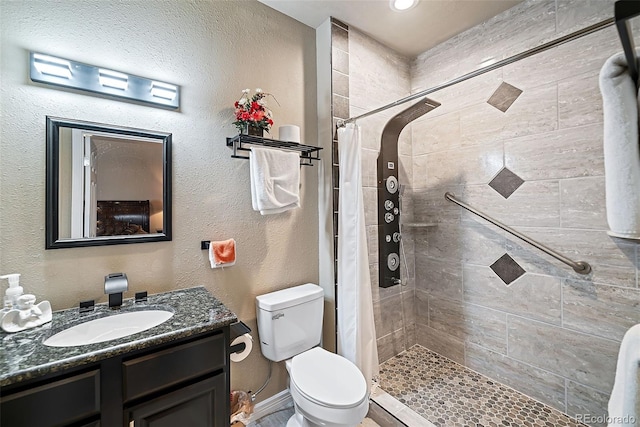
<box><xmin>232</xmin><ymin>88</ymin><xmax>275</xmax><ymax>134</ymax></box>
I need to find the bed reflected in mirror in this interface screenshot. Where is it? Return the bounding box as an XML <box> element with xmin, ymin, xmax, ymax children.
<box><xmin>46</xmin><ymin>117</ymin><xmax>172</xmax><ymax>249</ymax></box>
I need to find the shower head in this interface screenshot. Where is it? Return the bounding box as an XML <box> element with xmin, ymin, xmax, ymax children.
<box><xmin>377</xmin><ymin>98</ymin><xmax>438</xmax><ymax>289</ymax></box>
<box><xmin>381</xmin><ymin>97</ymin><xmax>441</xmax><ymax>140</ymax></box>
<box><xmin>395</xmin><ymin>97</ymin><xmax>441</xmax><ymax>127</ymax></box>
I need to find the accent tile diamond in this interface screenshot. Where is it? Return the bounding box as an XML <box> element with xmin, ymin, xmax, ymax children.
<box><xmin>490</xmin><ymin>253</ymin><xmax>526</xmax><ymax>285</ymax></box>
<box><xmin>487</xmin><ymin>81</ymin><xmax>523</xmax><ymax>112</ymax></box>
<box><xmin>489</xmin><ymin>167</ymin><xmax>525</xmax><ymax>198</ymax></box>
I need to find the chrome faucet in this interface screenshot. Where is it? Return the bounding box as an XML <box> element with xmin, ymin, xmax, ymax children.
<box><xmin>104</xmin><ymin>273</ymin><xmax>128</xmax><ymax>308</ymax></box>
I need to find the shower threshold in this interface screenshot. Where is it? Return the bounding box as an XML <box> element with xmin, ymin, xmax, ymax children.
<box><xmin>377</xmin><ymin>345</ymin><xmax>588</xmax><ymax>427</ymax></box>
<box><xmin>371</xmin><ymin>387</ymin><xmax>433</xmax><ymax>426</ymax></box>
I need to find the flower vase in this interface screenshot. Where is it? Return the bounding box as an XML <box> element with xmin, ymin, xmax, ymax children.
<box><xmin>241</xmin><ymin>123</ymin><xmax>264</xmax><ymax>137</ymax></box>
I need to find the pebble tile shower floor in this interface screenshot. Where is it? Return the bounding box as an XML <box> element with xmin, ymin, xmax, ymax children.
<box><xmin>379</xmin><ymin>345</ymin><xmax>587</xmax><ymax>427</ymax></box>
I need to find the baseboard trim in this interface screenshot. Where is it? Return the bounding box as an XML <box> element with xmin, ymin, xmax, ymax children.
<box><xmin>248</xmin><ymin>389</ymin><xmax>293</xmax><ymax>422</ymax></box>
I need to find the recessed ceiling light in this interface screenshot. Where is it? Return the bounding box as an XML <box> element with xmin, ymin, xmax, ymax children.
<box><xmin>390</xmin><ymin>0</ymin><xmax>418</xmax><ymax>12</ymax></box>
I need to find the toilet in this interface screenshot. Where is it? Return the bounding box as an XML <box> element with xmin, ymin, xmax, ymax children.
<box><xmin>256</xmin><ymin>283</ymin><xmax>369</xmax><ymax>427</ymax></box>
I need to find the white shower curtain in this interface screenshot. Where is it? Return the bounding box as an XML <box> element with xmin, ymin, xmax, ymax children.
<box><xmin>337</xmin><ymin>123</ymin><xmax>379</xmax><ymax>392</ymax></box>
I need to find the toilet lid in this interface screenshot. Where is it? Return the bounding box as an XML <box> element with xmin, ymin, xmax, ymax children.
<box><xmin>289</xmin><ymin>347</ymin><xmax>367</xmax><ymax>408</ymax></box>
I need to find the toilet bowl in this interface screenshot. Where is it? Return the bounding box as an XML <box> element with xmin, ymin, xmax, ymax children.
<box><xmin>285</xmin><ymin>347</ymin><xmax>369</xmax><ymax>427</ymax></box>
<box><xmin>255</xmin><ymin>284</ymin><xmax>369</xmax><ymax>427</ymax></box>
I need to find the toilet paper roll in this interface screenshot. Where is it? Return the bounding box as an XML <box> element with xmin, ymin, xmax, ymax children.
<box><xmin>230</xmin><ymin>333</ymin><xmax>253</xmax><ymax>362</ymax></box>
<box><xmin>279</xmin><ymin>125</ymin><xmax>300</xmax><ymax>143</ymax></box>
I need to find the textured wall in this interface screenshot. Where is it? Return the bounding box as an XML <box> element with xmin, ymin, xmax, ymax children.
<box><xmin>0</xmin><ymin>0</ymin><xmax>318</xmax><ymax>402</ymax></box>
<box><xmin>409</xmin><ymin>0</ymin><xmax>640</xmax><ymax>424</ymax></box>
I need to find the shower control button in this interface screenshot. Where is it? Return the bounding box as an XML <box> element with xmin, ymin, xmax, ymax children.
<box><xmin>387</xmin><ymin>253</ymin><xmax>400</xmax><ymax>271</ymax></box>
<box><xmin>384</xmin><ymin>212</ymin><xmax>395</xmax><ymax>223</ymax></box>
<box><xmin>385</xmin><ymin>235</ymin><xmax>391</xmax><ymax>243</ymax></box>
<box><xmin>393</xmin><ymin>207</ymin><xmax>399</xmax><ymax>215</ymax></box>
<box><xmin>384</xmin><ymin>200</ymin><xmax>394</xmax><ymax>210</ymax></box>
<box><xmin>387</xmin><ymin>162</ymin><xmax>395</xmax><ymax>170</ymax></box>
<box><xmin>386</xmin><ymin>176</ymin><xmax>398</xmax><ymax>194</ymax></box>
<box><xmin>393</xmin><ymin>232</ymin><xmax>401</xmax><ymax>243</ymax></box>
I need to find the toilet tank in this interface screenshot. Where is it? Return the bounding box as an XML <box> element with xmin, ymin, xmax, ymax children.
<box><xmin>256</xmin><ymin>283</ymin><xmax>324</xmax><ymax>362</ymax></box>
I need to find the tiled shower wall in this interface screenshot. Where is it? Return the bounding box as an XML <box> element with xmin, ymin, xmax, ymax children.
<box><xmin>344</xmin><ymin>25</ymin><xmax>418</xmax><ymax>363</ymax></box>
<box><xmin>409</xmin><ymin>0</ymin><xmax>640</xmax><ymax>424</ymax></box>
<box><xmin>342</xmin><ymin>0</ymin><xmax>640</xmax><ymax>424</ymax></box>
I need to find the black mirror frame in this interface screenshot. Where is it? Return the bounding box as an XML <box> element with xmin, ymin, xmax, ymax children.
<box><xmin>45</xmin><ymin>116</ymin><xmax>172</xmax><ymax>249</ymax></box>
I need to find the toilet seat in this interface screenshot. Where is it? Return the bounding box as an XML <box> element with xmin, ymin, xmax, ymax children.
<box><xmin>288</xmin><ymin>347</ymin><xmax>368</xmax><ymax>409</ymax></box>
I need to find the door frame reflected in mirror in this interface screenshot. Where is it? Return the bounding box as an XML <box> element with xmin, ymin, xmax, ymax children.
<box><xmin>45</xmin><ymin>116</ymin><xmax>172</xmax><ymax>249</ymax></box>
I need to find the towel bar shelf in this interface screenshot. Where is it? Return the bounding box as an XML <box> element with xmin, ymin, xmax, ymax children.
<box><xmin>226</xmin><ymin>134</ymin><xmax>322</xmax><ymax>166</ymax></box>
<box><xmin>615</xmin><ymin>0</ymin><xmax>640</xmax><ymax>87</ymax></box>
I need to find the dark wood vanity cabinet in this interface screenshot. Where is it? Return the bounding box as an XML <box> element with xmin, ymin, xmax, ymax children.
<box><xmin>0</xmin><ymin>329</ymin><xmax>230</xmax><ymax>427</ymax></box>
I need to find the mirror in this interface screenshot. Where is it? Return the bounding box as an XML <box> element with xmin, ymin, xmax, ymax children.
<box><xmin>46</xmin><ymin>117</ymin><xmax>172</xmax><ymax>249</ymax></box>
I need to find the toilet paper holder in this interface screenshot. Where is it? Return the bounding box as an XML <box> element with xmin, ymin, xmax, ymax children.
<box><xmin>230</xmin><ymin>321</ymin><xmax>251</xmax><ymax>354</ymax></box>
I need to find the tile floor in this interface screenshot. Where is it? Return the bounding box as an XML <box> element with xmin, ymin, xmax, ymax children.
<box><xmin>248</xmin><ymin>405</ymin><xmax>294</xmax><ymax>426</ymax></box>
<box><xmin>248</xmin><ymin>344</ymin><xmax>589</xmax><ymax>427</ymax></box>
<box><xmin>378</xmin><ymin>345</ymin><xmax>588</xmax><ymax>427</ymax></box>
<box><xmin>370</xmin><ymin>388</ymin><xmax>433</xmax><ymax>426</ymax></box>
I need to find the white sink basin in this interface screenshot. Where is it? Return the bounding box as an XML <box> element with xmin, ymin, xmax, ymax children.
<box><xmin>43</xmin><ymin>309</ymin><xmax>174</xmax><ymax>347</ymax></box>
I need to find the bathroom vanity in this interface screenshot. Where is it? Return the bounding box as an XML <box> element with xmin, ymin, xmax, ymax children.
<box><xmin>0</xmin><ymin>286</ymin><xmax>237</xmax><ymax>427</ymax></box>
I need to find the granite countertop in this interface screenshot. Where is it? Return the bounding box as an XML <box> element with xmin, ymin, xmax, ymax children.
<box><xmin>0</xmin><ymin>286</ymin><xmax>237</xmax><ymax>387</ymax></box>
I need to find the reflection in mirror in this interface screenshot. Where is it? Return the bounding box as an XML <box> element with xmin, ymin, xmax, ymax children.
<box><xmin>46</xmin><ymin>117</ymin><xmax>172</xmax><ymax>249</ymax></box>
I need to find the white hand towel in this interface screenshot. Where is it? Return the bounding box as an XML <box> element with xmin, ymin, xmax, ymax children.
<box><xmin>599</xmin><ymin>50</ymin><xmax>640</xmax><ymax>240</ymax></box>
<box><xmin>608</xmin><ymin>323</ymin><xmax>640</xmax><ymax>427</ymax></box>
<box><xmin>249</xmin><ymin>147</ymin><xmax>300</xmax><ymax>215</ymax></box>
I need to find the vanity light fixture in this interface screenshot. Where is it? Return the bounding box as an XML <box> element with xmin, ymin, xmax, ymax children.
<box><xmin>390</xmin><ymin>0</ymin><xmax>418</xmax><ymax>12</ymax></box>
<box><xmin>29</xmin><ymin>52</ymin><xmax>180</xmax><ymax>109</ymax></box>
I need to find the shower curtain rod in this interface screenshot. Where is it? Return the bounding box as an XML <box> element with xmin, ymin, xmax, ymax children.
<box><xmin>337</xmin><ymin>17</ymin><xmax>614</xmax><ymax>127</ymax></box>
<box><xmin>445</xmin><ymin>193</ymin><xmax>592</xmax><ymax>275</ymax></box>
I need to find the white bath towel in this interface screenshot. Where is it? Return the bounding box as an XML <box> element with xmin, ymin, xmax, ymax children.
<box><xmin>608</xmin><ymin>323</ymin><xmax>640</xmax><ymax>427</ymax></box>
<box><xmin>249</xmin><ymin>147</ymin><xmax>300</xmax><ymax>215</ymax></box>
<box><xmin>599</xmin><ymin>50</ymin><xmax>640</xmax><ymax>240</ymax></box>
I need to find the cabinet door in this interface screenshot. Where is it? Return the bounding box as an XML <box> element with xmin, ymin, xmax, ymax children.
<box><xmin>122</xmin><ymin>333</ymin><xmax>225</xmax><ymax>403</ymax></box>
<box><xmin>0</xmin><ymin>369</ymin><xmax>100</xmax><ymax>427</ymax></box>
<box><xmin>128</xmin><ymin>374</ymin><xmax>226</xmax><ymax>427</ymax></box>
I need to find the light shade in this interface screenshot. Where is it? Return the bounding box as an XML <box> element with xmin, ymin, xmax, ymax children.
<box><xmin>390</xmin><ymin>0</ymin><xmax>418</xmax><ymax>11</ymax></box>
<box><xmin>98</xmin><ymin>69</ymin><xmax>129</xmax><ymax>90</ymax></box>
<box><xmin>151</xmin><ymin>81</ymin><xmax>178</xmax><ymax>101</ymax></box>
<box><xmin>30</xmin><ymin>52</ymin><xmax>180</xmax><ymax>109</ymax></box>
<box><xmin>32</xmin><ymin>54</ymin><xmax>72</xmax><ymax>78</ymax></box>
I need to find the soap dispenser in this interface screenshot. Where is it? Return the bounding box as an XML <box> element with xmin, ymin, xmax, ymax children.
<box><xmin>0</xmin><ymin>274</ymin><xmax>23</xmax><ymax>322</ymax></box>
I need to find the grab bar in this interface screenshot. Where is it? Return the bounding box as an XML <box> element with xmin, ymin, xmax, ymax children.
<box><xmin>444</xmin><ymin>192</ymin><xmax>591</xmax><ymax>275</ymax></box>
